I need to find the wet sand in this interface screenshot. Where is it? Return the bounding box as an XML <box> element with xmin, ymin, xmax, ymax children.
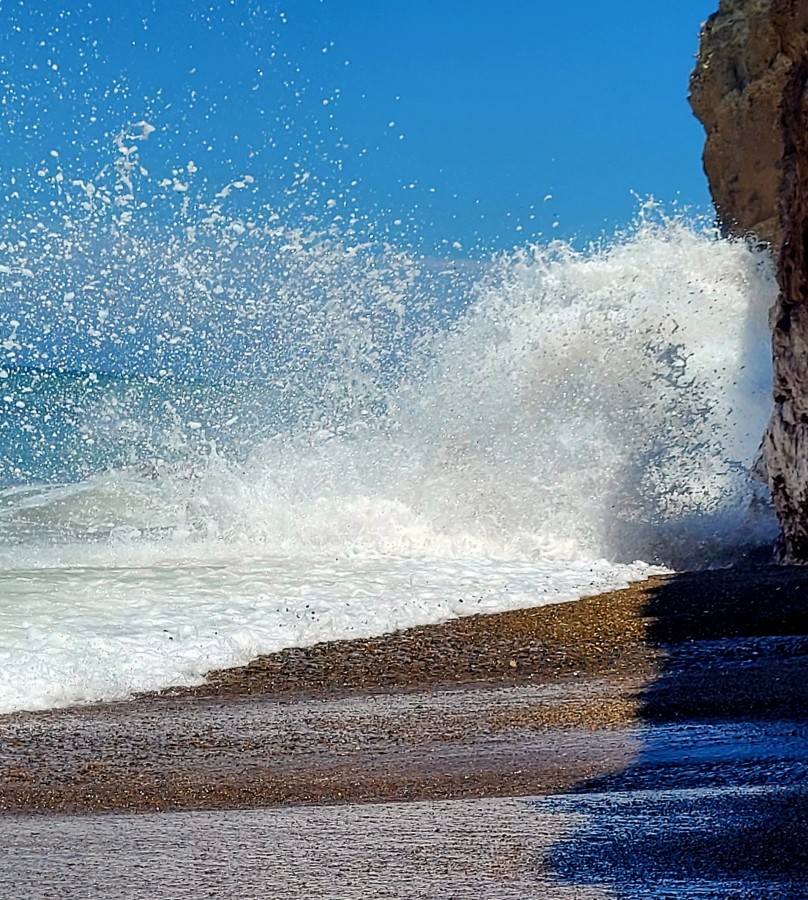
<box><xmin>2</xmin><ymin>564</ymin><xmax>808</xmax><ymax>896</ymax></box>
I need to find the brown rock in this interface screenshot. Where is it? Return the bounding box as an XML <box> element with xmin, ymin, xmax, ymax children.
<box><xmin>763</xmin><ymin>53</ymin><xmax>808</xmax><ymax>561</ymax></box>
<box><xmin>690</xmin><ymin>1</ymin><xmax>808</xmax><ymax>247</ymax></box>
<box><xmin>691</xmin><ymin>1</ymin><xmax>808</xmax><ymax>562</ymax></box>
<box><xmin>689</xmin><ymin>1</ymin><xmax>808</xmax><ymax>247</ymax></box>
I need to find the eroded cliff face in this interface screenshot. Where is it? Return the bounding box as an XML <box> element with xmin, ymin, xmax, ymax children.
<box><xmin>691</xmin><ymin>0</ymin><xmax>808</xmax><ymax>562</ymax></box>
<box><xmin>763</xmin><ymin>52</ymin><xmax>808</xmax><ymax>562</ymax></box>
<box><xmin>689</xmin><ymin>0</ymin><xmax>796</xmax><ymax>246</ymax></box>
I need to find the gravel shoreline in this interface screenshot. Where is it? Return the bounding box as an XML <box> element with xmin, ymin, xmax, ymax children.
<box><xmin>2</xmin><ymin>564</ymin><xmax>807</xmax><ymax>814</ymax></box>
<box><xmin>173</xmin><ymin>573</ymin><xmax>661</xmax><ymax>701</ymax></box>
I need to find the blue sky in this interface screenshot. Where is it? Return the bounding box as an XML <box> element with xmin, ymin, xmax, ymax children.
<box><xmin>1</xmin><ymin>0</ymin><xmax>717</xmax><ymax>252</ymax></box>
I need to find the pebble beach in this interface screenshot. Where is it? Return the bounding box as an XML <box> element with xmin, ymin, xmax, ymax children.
<box><xmin>2</xmin><ymin>564</ymin><xmax>807</xmax><ymax>896</ymax></box>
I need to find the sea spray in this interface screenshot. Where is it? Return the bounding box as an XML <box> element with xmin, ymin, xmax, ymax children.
<box><xmin>2</xmin><ymin>210</ymin><xmax>776</xmax><ymax>566</ymax></box>
<box><xmin>396</xmin><ymin>219</ymin><xmax>777</xmax><ymax>566</ymax></box>
<box><xmin>0</xmin><ymin>207</ymin><xmax>778</xmax><ymax>711</ymax></box>
<box><xmin>1</xmin><ymin>94</ymin><xmax>776</xmax><ymax>573</ymax></box>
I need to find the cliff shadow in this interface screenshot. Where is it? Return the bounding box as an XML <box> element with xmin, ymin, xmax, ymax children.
<box><xmin>542</xmin><ymin>564</ymin><xmax>808</xmax><ymax>896</ymax></box>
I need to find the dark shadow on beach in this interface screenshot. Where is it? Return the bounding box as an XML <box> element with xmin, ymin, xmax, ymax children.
<box><xmin>544</xmin><ymin>564</ymin><xmax>808</xmax><ymax>897</ymax></box>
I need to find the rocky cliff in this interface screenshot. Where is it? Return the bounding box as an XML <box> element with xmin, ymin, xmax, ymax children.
<box><xmin>689</xmin><ymin>0</ymin><xmax>795</xmax><ymax>246</ymax></box>
<box><xmin>690</xmin><ymin>0</ymin><xmax>808</xmax><ymax>562</ymax></box>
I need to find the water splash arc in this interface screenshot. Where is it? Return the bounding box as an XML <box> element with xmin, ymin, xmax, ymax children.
<box><xmin>0</xmin><ymin>183</ymin><xmax>777</xmax><ymax>711</ymax></box>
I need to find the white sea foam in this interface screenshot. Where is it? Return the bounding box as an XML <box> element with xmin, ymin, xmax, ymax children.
<box><xmin>0</xmin><ymin>556</ymin><xmax>654</xmax><ymax>713</ymax></box>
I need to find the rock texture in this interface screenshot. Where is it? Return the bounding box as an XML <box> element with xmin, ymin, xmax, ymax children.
<box><xmin>689</xmin><ymin>0</ymin><xmax>808</xmax><ymax>247</ymax></box>
<box><xmin>691</xmin><ymin>1</ymin><xmax>808</xmax><ymax>562</ymax></box>
<box><xmin>764</xmin><ymin>50</ymin><xmax>808</xmax><ymax>561</ymax></box>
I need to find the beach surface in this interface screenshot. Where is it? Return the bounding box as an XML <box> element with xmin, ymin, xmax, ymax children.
<box><xmin>2</xmin><ymin>564</ymin><xmax>808</xmax><ymax>897</ymax></box>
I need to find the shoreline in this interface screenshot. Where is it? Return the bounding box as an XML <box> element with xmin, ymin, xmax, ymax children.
<box><xmin>159</xmin><ymin>572</ymin><xmax>663</xmax><ymax>702</ymax></box>
<box><xmin>2</xmin><ymin>564</ymin><xmax>808</xmax><ymax>814</ymax></box>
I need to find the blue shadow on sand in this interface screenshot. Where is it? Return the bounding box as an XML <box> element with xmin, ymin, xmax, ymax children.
<box><xmin>539</xmin><ymin>566</ymin><xmax>808</xmax><ymax>899</ymax></box>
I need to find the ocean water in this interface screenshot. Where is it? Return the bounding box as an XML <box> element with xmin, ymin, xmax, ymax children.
<box><xmin>0</xmin><ymin>1</ymin><xmax>780</xmax><ymax>715</ymax></box>
<box><xmin>0</xmin><ymin>180</ymin><xmax>778</xmax><ymax>713</ymax></box>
